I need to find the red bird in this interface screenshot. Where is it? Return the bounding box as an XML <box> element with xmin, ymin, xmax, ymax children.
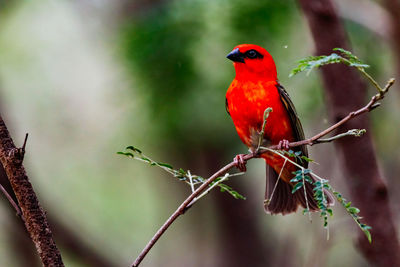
<box><xmin>226</xmin><ymin>44</ymin><xmax>330</xmax><ymax>214</ymax></box>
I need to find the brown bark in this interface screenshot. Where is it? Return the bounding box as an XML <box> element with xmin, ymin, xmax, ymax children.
<box><xmin>0</xmin><ymin>115</ymin><xmax>64</xmax><ymax>267</ymax></box>
<box><xmin>0</xmin><ymin>163</ymin><xmax>41</xmax><ymax>266</ymax></box>
<box><xmin>297</xmin><ymin>0</ymin><xmax>400</xmax><ymax>266</ymax></box>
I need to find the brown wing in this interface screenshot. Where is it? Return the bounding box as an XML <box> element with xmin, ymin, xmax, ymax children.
<box><xmin>276</xmin><ymin>84</ymin><xmax>308</xmax><ymax>168</ymax></box>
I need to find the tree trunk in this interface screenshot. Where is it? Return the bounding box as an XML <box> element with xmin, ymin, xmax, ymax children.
<box><xmin>297</xmin><ymin>0</ymin><xmax>400</xmax><ymax>265</ymax></box>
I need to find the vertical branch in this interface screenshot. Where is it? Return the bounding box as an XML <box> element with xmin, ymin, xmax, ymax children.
<box><xmin>297</xmin><ymin>0</ymin><xmax>400</xmax><ymax>265</ymax></box>
<box><xmin>0</xmin><ymin>115</ymin><xmax>64</xmax><ymax>267</ymax></box>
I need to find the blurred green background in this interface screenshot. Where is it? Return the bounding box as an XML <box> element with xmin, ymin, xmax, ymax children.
<box><xmin>0</xmin><ymin>0</ymin><xmax>399</xmax><ymax>266</ymax></box>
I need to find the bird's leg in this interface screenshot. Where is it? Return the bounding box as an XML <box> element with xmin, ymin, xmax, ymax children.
<box><xmin>277</xmin><ymin>139</ymin><xmax>290</xmax><ymax>150</ymax></box>
<box><xmin>233</xmin><ymin>154</ymin><xmax>247</xmax><ymax>172</ymax></box>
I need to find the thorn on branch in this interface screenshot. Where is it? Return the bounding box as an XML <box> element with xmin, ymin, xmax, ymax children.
<box><xmin>18</xmin><ymin>133</ymin><xmax>29</xmax><ymax>162</ymax></box>
<box><xmin>22</xmin><ymin>133</ymin><xmax>28</xmax><ymax>153</ymax></box>
<box><xmin>369</xmin><ymin>102</ymin><xmax>381</xmax><ymax>111</ymax></box>
<box><xmin>6</xmin><ymin>133</ymin><xmax>29</xmax><ymax>163</ymax></box>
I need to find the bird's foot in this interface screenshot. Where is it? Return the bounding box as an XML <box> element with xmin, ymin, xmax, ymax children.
<box><xmin>277</xmin><ymin>139</ymin><xmax>290</xmax><ymax>150</ymax></box>
<box><xmin>233</xmin><ymin>154</ymin><xmax>247</xmax><ymax>172</ymax></box>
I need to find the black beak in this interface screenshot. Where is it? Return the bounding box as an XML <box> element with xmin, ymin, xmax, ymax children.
<box><xmin>226</xmin><ymin>48</ymin><xmax>245</xmax><ymax>63</ymax></box>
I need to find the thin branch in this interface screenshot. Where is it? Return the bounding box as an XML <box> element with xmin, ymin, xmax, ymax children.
<box><xmin>314</xmin><ymin>129</ymin><xmax>366</xmax><ymax>144</ymax></box>
<box><xmin>265</xmin><ymin>158</ymin><xmax>286</xmax><ymax>206</ymax></box>
<box><xmin>187</xmin><ymin>170</ymin><xmax>195</xmax><ymax>193</ymax></box>
<box><xmin>301</xmin><ymin>170</ymin><xmax>311</xmax><ymax>222</ymax></box>
<box><xmin>131</xmin><ymin>78</ymin><xmax>394</xmax><ymax>266</ymax></box>
<box><xmin>0</xmin><ymin>183</ymin><xmax>23</xmax><ymax>219</ymax></box>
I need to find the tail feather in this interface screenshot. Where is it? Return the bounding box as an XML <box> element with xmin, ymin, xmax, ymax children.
<box><xmin>264</xmin><ymin>164</ymin><xmax>333</xmax><ymax>215</ymax></box>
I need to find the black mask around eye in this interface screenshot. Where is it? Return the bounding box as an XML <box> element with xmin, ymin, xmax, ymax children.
<box><xmin>245</xmin><ymin>49</ymin><xmax>263</xmax><ymax>59</ymax></box>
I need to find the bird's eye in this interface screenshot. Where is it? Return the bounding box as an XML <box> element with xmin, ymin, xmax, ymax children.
<box><xmin>246</xmin><ymin>50</ymin><xmax>258</xmax><ymax>59</ymax></box>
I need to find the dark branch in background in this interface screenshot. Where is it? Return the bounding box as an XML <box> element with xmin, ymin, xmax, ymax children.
<box><xmin>297</xmin><ymin>0</ymin><xmax>400</xmax><ymax>266</ymax></box>
<box><xmin>0</xmin><ymin>115</ymin><xmax>64</xmax><ymax>267</ymax></box>
<box><xmin>129</xmin><ymin>67</ymin><xmax>392</xmax><ymax>265</ymax></box>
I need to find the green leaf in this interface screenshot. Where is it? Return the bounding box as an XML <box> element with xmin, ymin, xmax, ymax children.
<box><xmin>304</xmin><ymin>175</ymin><xmax>313</xmax><ymax>184</ymax></box>
<box><xmin>333</xmin><ymin>48</ymin><xmax>369</xmax><ymax>68</ymax></box>
<box><xmin>290</xmin><ymin>53</ymin><xmax>342</xmax><ymax>77</ymax></box>
<box><xmin>327</xmin><ymin>208</ymin><xmax>333</xmax><ymax>216</ymax></box>
<box><xmin>348</xmin><ymin>207</ymin><xmax>360</xmax><ymax>214</ymax></box>
<box><xmin>290</xmin><ymin>48</ymin><xmax>369</xmax><ymax>77</ymax></box>
<box><xmin>218</xmin><ymin>183</ymin><xmax>246</xmax><ymax>200</ymax></box>
<box><xmin>364</xmin><ymin>229</ymin><xmax>372</xmax><ymax>243</ymax></box>
<box><xmin>301</xmin><ymin>155</ymin><xmax>314</xmax><ymax>163</ymax></box>
<box><xmin>157</xmin><ymin>162</ymin><xmax>174</xmax><ymax>169</ymax></box>
<box><xmin>141</xmin><ymin>157</ymin><xmax>151</xmax><ymax>163</ymax></box>
<box><xmin>126</xmin><ymin>146</ymin><xmax>142</xmax><ymax>154</ymax></box>
<box><xmin>292</xmin><ymin>182</ymin><xmax>303</xmax><ymax>193</ymax></box>
<box><xmin>290</xmin><ymin>175</ymin><xmax>302</xmax><ymax>183</ymax></box>
<box><xmin>117</xmin><ymin>152</ymin><xmax>134</xmax><ymax>158</ymax></box>
<box><xmin>323</xmin><ymin>184</ymin><xmax>332</xmax><ymax>190</ymax></box>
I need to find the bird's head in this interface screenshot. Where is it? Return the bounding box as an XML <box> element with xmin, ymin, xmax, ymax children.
<box><xmin>227</xmin><ymin>44</ymin><xmax>277</xmax><ymax>80</ymax></box>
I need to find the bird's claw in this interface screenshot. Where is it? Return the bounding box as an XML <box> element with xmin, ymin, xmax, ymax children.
<box><xmin>233</xmin><ymin>154</ymin><xmax>247</xmax><ymax>172</ymax></box>
<box><xmin>277</xmin><ymin>139</ymin><xmax>290</xmax><ymax>150</ymax></box>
